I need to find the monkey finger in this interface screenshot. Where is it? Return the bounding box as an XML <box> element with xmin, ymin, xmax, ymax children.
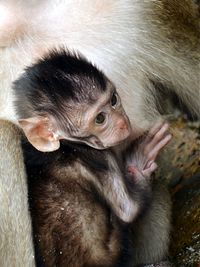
<box><xmin>144</xmin><ymin>123</ymin><xmax>170</xmax><ymax>154</ymax></box>
<box><xmin>145</xmin><ymin>133</ymin><xmax>172</xmax><ymax>164</ymax></box>
<box><xmin>144</xmin><ymin>121</ymin><xmax>165</xmax><ymax>143</ymax></box>
<box><xmin>142</xmin><ymin>162</ymin><xmax>158</xmax><ymax>178</ymax></box>
<box><xmin>149</xmin><ymin>121</ymin><xmax>165</xmax><ymax>137</ymax></box>
<box><xmin>146</xmin><ymin>159</ymin><xmax>154</xmax><ymax>169</ymax></box>
<box><xmin>149</xmin><ymin>122</ymin><xmax>169</xmax><ymax>147</ymax></box>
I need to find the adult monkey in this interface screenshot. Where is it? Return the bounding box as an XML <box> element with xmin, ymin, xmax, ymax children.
<box><xmin>0</xmin><ymin>0</ymin><xmax>199</xmax><ymax>266</ymax></box>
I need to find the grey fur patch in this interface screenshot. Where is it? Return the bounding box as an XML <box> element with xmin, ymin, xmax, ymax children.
<box><xmin>144</xmin><ymin>261</ymin><xmax>172</xmax><ymax>267</ymax></box>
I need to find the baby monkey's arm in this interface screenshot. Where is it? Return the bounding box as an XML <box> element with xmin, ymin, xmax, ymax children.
<box><xmin>94</xmin><ymin>122</ymin><xmax>172</xmax><ymax>223</ymax></box>
<box><xmin>122</xmin><ymin>121</ymin><xmax>172</xmax><ymax>219</ymax></box>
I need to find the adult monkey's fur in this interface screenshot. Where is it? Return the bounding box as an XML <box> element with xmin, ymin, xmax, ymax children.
<box><xmin>0</xmin><ymin>120</ymin><xmax>35</xmax><ymax>266</ymax></box>
<box><xmin>0</xmin><ymin>1</ymin><xmax>199</xmax><ymax>266</ymax></box>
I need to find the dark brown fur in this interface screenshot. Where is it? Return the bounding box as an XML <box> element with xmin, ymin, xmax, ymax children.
<box><xmin>23</xmin><ymin>121</ymin><xmax>171</xmax><ymax>267</ymax></box>
<box><xmin>31</xmin><ymin>174</ymin><xmax>121</xmax><ymax>267</ymax></box>
<box><xmin>26</xmin><ymin>143</ymin><xmax>123</xmax><ymax>267</ymax></box>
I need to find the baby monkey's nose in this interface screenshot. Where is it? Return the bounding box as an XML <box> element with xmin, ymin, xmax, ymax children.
<box><xmin>118</xmin><ymin>118</ymin><xmax>129</xmax><ymax>130</ymax></box>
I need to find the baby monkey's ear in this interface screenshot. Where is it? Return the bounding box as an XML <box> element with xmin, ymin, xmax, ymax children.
<box><xmin>18</xmin><ymin>117</ymin><xmax>61</xmax><ymax>152</ymax></box>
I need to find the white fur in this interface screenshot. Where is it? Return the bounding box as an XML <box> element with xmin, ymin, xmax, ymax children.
<box><xmin>0</xmin><ymin>1</ymin><xmax>199</xmax><ymax>266</ymax></box>
<box><xmin>0</xmin><ymin>121</ymin><xmax>35</xmax><ymax>267</ymax></box>
<box><xmin>1</xmin><ymin>1</ymin><xmax>199</xmax><ymax>126</ymax></box>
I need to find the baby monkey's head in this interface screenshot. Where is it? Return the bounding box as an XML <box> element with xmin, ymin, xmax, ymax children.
<box><xmin>14</xmin><ymin>49</ymin><xmax>131</xmax><ymax>152</ymax></box>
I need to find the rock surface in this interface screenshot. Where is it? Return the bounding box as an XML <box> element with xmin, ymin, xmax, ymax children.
<box><xmin>156</xmin><ymin>116</ymin><xmax>200</xmax><ymax>266</ymax></box>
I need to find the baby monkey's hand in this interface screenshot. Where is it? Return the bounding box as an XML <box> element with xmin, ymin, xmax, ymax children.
<box><xmin>127</xmin><ymin>122</ymin><xmax>172</xmax><ymax>180</ymax></box>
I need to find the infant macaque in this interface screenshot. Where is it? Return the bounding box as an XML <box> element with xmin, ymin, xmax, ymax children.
<box><xmin>22</xmin><ymin>121</ymin><xmax>170</xmax><ymax>267</ymax></box>
<box><xmin>13</xmin><ymin>49</ymin><xmax>171</xmax><ymax>267</ymax></box>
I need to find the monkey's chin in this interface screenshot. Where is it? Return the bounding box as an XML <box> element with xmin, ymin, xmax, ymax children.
<box><xmin>85</xmin><ymin>140</ymin><xmax>114</xmax><ymax>150</ymax></box>
<box><xmin>89</xmin><ymin>142</ymin><xmax>105</xmax><ymax>150</ymax></box>
<box><xmin>74</xmin><ymin>135</ymin><xmax>130</xmax><ymax>150</ymax></box>
<box><xmin>102</xmin><ymin>136</ymin><xmax>130</xmax><ymax>149</ymax></box>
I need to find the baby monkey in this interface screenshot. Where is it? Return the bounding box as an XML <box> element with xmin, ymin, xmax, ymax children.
<box><xmin>14</xmin><ymin>50</ymin><xmax>172</xmax><ymax>266</ymax></box>
<box><xmin>23</xmin><ymin>120</ymin><xmax>170</xmax><ymax>267</ymax></box>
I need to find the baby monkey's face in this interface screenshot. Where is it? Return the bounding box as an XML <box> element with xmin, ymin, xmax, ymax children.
<box><xmin>16</xmin><ymin>50</ymin><xmax>131</xmax><ymax>152</ymax></box>
<box><xmin>18</xmin><ymin>84</ymin><xmax>131</xmax><ymax>152</ymax></box>
<box><xmin>64</xmin><ymin>89</ymin><xmax>131</xmax><ymax>149</ymax></box>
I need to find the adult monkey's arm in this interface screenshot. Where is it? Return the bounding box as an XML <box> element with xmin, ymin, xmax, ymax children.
<box><xmin>0</xmin><ymin>120</ymin><xmax>35</xmax><ymax>267</ymax></box>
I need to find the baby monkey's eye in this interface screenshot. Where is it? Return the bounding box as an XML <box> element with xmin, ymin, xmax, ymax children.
<box><xmin>111</xmin><ymin>92</ymin><xmax>118</xmax><ymax>107</ymax></box>
<box><xmin>95</xmin><ymin>112</ymin><xmax>106</xmax><ymax>124</ymax></box>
